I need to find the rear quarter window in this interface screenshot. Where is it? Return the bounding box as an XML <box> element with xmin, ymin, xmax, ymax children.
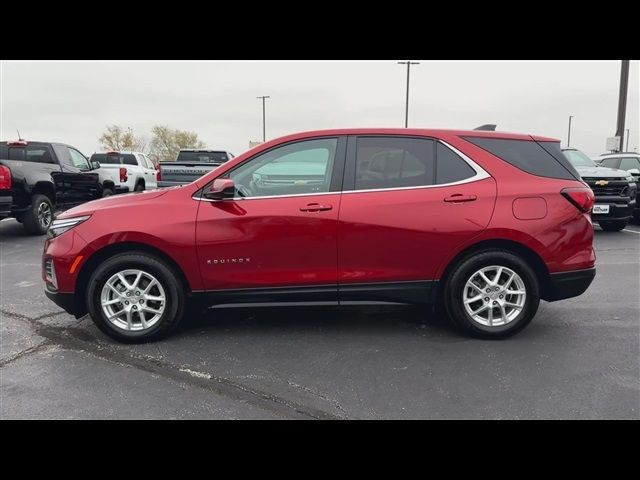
<box><xmin>464</xmin><ymin>137</ymin><xmax>579</xmax><ymax>181</ymax></box>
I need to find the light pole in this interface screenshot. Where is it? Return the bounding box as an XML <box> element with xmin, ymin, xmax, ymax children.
<box><xmin>567</xmin><ymin>115</ymin><xmax>574</xmax><ymax>147</ymax></box>
<box><xmin>398</xmin><ymin>61</ymin><xmax>420</xmax><ymax>128</ymax></box>
<box><xmin>256</xmin><ymin>95</ymin><xmax>270</xmax><ymax>142</ymax></box>
<box><xmin>615</xmin><ymin>60</ymin><xmax>630</xmax><ymax>153</ymax></box>
<box><xmin>625</xmin><ymin>128</ymin><xmax>630</xmax><ymax>151</ymax></box>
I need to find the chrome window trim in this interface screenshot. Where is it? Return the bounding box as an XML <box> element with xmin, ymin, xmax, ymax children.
<box><xmin>193</xmin><ymin>139</ymin><xmax>490</xmax><ymax>203</ymax></box>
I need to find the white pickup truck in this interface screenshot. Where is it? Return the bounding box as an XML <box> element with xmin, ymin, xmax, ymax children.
<box><xmin>89</xmin><ymin>151</ymin><xmax>158</xmax><ymax>196</ymax></box>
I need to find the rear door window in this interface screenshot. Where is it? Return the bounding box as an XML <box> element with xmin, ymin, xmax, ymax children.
<box><xmin>465</xmin><ymin>137</ymin><xmax>579</xmax><ymax>180</ymax></box>
<box><xmin>354</xmin><ymin>137</ymin><xmax>435</xmax><ymax>190</ymax></box>
<box><xmin>436</xmin><ymin>142</ymin><xmax>476</xmax><ymax>184</ymax></box>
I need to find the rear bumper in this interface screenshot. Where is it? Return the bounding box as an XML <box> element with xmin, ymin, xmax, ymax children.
<box><xmin>0</xmin><ymin>194</ymin><xmax>12</xmax><ymax>218</ymax></box>
<box><xmin>544</xmin><ymin>267</ymin><xmax>596</xmax><ymax>302</ymax></box>
<box><xmin>115</xmin><ymin>186</ymin><xmax>130</xmax><ymax>194</ymax></box>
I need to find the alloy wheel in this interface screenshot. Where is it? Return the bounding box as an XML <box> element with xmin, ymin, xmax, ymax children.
<box><xmin>100</xmin><ymin>269</ymin><xmax>166</xmax><ymax>331</ymax></box>
<box><xmin>463</xmin><ymin>265</ymin><xmax>526</xmax><ymax>327</ymax></box>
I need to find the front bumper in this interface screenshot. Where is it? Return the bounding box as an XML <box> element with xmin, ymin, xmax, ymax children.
<box><xmin>591</xmin><ymin>199</ymin><xmax>634</xmax><ymax>221</ymax></box>
<box><xmin>44</xmin><ymin>286</ymin><xmax>78</xmax><ymax>316</ymax></box>
<box><xmin>544</xmin><ymin>267</ymin><xmax>596</xmax><ymax>302</ymax></box>
<box><xmin>0</xmin><ymin>194</ymin><xmax>12</xmax><ymax>218</ymax></box>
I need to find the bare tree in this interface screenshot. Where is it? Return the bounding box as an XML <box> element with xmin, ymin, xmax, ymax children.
<box><xmin>150</xmin><ymin>125</ymin><xmax>206</xmax><ymax>161</ymax></box>
<box><xmin>99</xmin><ymin>125</ymin><xmax>148</xmax><ymax>152</ymax></box>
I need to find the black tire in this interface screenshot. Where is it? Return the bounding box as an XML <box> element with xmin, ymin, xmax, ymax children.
<box><xmin>135</xmin><ymin>182</ymin><xmax>145</xmax><ymax>192</ymax></box>
<box><xmin>86</xmin><ymin>252</ymin><xmax>185</xmax><ymax>343</ymax></box>
<box><xmin>23</xmin><ymin>194</ymin><xmax>53</xmax><ymax>235</ymax></box>
<box><xmin>442</xmin><ymin>250</ymin><xmax>540</xmax><ymax>339</ymax></box>
<box><xmin>102</xmin><ymin>187</ymin><xmax>114</xmax><ymax>197</ymax></box>
<box><xmin>598</xmin><ymin>220</ymin><xmax>627</xmax><ymax>232</ymax></box>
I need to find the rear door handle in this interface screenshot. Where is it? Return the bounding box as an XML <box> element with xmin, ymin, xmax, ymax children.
<box><xmin>300</xmin><ymin>203</ymin><xmax>333</xmax><ymax>212</ymax></box>
<box><xmin>444</xmin><ymin>194</ymin><xmax>477</xmax><ymax>203</ymax></box>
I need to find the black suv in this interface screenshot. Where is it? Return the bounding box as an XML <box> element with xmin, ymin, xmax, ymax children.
<box><xmin>597</xmin><ymin>152</ymin><xmax>640</xmax><ymax>220</ymax></box>
<box><xmin>0</xmin><ymin>140</ymin><xmax>103</xmax><ymax>234</ymax></box>
<box><xmin>562</xmin><ymin>148</ymin><xmax>636</xmax><ymax>231</ymax></box>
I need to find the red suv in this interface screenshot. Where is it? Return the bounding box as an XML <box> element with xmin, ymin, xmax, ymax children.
<box><xmin>42</xmin><ymin>129</ymin><xmax>596</xmax><ymax>342</ymax></box>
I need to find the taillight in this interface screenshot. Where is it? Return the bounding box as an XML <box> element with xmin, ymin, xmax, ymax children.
<box><xmin>119</xmin><ymin>167</ymin><xmax>128</xmax><ymax>183</ymax></box>
<box><xmin>562</xmin><ymin>187</ymin><xmax>594</xmax><ymax>213</ymax></box>
<box><xmin>7</xmin><ymin>140</ymin><xmax>27</xmax><ymax>146</ymax></box>
<box><xmin>156</xmin><ymin>165</ymin><xmax>161</xmax><ymax>182</ymax></box>
<box><xmin>0</xmin><ymin>165</ymin><xmax>12</xmax><ymax>190</ymax></box>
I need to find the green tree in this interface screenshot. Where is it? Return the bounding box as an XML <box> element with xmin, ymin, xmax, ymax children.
<box><xmin>99</xmin><ymin>125</ymin><xmax>147</xmax><ymax>152</ymax></box>
<box><xmin>150</xmin><ymin>125</ymin><xmax>206</xmax><ymax>161</ymax></box>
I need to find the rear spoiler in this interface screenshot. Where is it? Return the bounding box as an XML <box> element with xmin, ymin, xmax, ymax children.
<box><xmin>473</xmin><ymin>124</ymin><xmax>497</xmax><ymax>131</ymax></box>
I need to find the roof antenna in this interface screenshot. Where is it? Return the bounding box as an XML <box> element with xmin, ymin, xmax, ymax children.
<box><xmin>474</xmin><ymin>124</ymin><xmax>497</xmax><ymax>131</ymax></box>
<box><xmin>17</xmin><ymin>129</ymin><xmax>23</xmax><ymax>140</ymax></box>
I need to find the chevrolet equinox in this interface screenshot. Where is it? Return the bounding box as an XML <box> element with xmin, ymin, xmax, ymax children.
<box><xmin>43</xmin><ymin>129</ymin><xmax>596</xmax><ymax>342</ymax></box>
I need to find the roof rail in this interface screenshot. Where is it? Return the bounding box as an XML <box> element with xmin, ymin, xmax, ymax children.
<box><xmin>473</xmin><ymin>124</ymin><xmax>497</xmax><ymax>131</ymax></box>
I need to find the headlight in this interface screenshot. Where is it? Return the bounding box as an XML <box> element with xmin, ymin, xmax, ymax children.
<box><xmin>47</xmin><ymin>215</ymin><xmax>91</xmax><ymax>239</ymax></box>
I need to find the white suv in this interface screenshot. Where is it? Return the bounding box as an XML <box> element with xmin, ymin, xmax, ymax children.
<box><xmin>90</xmin><ymin>151</ymin><xmax>158</xmax><ymax>196</ymax></box>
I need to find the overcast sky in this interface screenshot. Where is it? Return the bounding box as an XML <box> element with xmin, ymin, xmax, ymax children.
<box><xmin>1</xmin><ymin>60</ymin><xmax>637</xmax><ymax>157</ymax></box>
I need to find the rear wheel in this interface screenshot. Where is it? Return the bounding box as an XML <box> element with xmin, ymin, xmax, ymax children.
<box><xmin>23</xmin><ymin>194</ymin><xmax>53</xmax><ymax>235</ymax></box>
<box><xmin>102</xmin><ymin>187</ymin><xmax>114</xmax><ymax>197</ymax></box>
<box><xmin>86</xmin><ymin>253</ymin><xmax>185</xmax><ymax>343</ymax></box>
<box><xmin>598</xmin><ymin>220</ymin><xmax>627</xmax><ymax>232</ymax></box>
<box><xmin>135</xmin><ymin>182</ymin><xmax>145</xmax><ymax>192</ymax></box>
<box><xmin>442</xmin><ymin>250</ymin><xmax>540</xmax><ymax>339</ymax></box>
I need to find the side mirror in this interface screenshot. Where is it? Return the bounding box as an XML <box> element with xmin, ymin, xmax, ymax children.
<box><xmin>91</xmin><ymin>160</ymin><xmax>101</xmax><ymax>170</ymax></box>
<box><xmin>628</xmin><ymin>168</ymin><xmax>640</xmax><ymax>175</ymax></box>
<box><xmin>203</xmin><ymin>178</ymin><xmax>235</xmax><ymax>200</ymax></box>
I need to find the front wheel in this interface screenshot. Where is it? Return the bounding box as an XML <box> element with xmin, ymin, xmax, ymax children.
<box><xmin>442</xmin><ymin>250</ymin><xmax>540</xmax><ymax>339</ymax></box>
<box><xmin>598</xmin><ymin>220</ymin><xmax>627</xmax><ymax>232</ymax></box>
<box><xmin>86</xmin><ymin>253</ymin><xmax>185</xmax><ymax>343</ymax></box>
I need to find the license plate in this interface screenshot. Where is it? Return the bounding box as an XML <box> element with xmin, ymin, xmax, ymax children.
<box><xmin>592</xmin><ymin>204</ymin><xmax>610</xmax><ymax>214</ymax></box>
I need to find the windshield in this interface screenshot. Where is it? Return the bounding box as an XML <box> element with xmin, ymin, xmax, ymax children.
<box><xmin>562</xmin><ymin>149</ymin><xmax>595</xmax><ymax>167</ymax></box>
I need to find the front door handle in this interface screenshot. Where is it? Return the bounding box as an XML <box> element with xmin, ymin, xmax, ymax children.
<box><xmin>444</xmin><ymin>194</ymin><xmax>477</xmax><ymax>203</ymax></box>
<box><xmin>300</xmin><ymin>203</ymin><xmax>333</xmax><ymax>212</ymax></box>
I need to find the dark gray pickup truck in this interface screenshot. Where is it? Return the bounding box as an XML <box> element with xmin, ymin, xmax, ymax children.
<box><xmin>157</xmin><ymin>149</ymin><xmax>233</xmax><ymax>188</ymax></box>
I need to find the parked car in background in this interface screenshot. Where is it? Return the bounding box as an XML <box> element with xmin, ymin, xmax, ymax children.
<box><xmin>597</xmin><ymin>152</ymin><xmax>640</xmax><ymax>220</ymax></box>
<box><xmin>89</xmin><ymin>151</ymin><xmax>157</xmax><ymax>196</ymax></box>
<box><xmin>561</xmin><ymin>148</ymin><xmax>636</xmax><ymax>231</ymax></box>
<box><xmin>1</xmin><ymin>140</ymin><xmax>103</xmax><ymax>234</ymax></box>
<box><xmin>44</xmin><ymin>128</ymin><xmax>596</xmax><ymax>343</ymax></box>
<box><xmin>157</xmin><ymin>149</ymin><xmax>233</xmax><ymax>188</ymax></box>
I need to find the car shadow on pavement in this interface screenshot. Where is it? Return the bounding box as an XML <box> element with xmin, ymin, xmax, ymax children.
<box><xmin>174</xmin><ymin>304</ymin><xmax>464</xmax><ymax>342</ymax></box>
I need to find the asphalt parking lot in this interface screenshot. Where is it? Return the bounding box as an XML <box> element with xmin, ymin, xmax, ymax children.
<box><xmin>1</xmin><ymin>217</ymin><xmax>638</xmax><ymax>419</ymax></box>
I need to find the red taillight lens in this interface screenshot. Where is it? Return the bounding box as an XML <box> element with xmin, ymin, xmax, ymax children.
<box><xmin>156</xmin><ymin>166</ymin><xmax>161</xmax><ymax>182</ymax></box>
<box><xmin>562</xmin><ymin>187</ymin><xmax>594</xmax><ymax>213</ymax></box>
<box><xmin>0</xmin><ymin>165</ymin><xmax>12</xmax><ymax>190</ymax></box>
<box><xmin>119</xmin><ymin>167</ymin><xmax>128</xmax><ymax>183</ymax></box>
